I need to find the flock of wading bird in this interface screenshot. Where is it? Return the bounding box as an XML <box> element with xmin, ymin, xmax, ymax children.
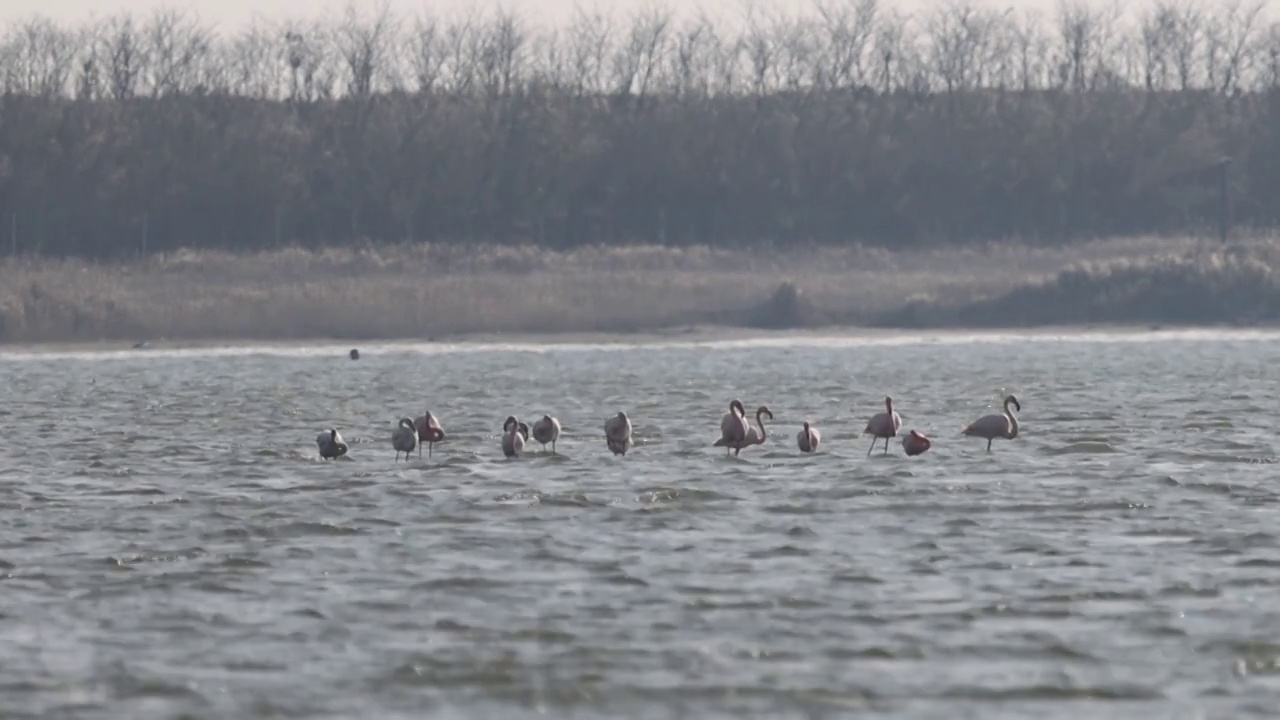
<box><xmin>313</xmin><ymin>394</ymin><xmax>1023</xmax><ymax>462</ymax></box>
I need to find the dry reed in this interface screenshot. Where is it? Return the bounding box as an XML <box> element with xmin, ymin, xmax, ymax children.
<box><xmin>0</xmin><ymin>235</ymin><xmax>1273</xmax><ymax>344</ymax></box>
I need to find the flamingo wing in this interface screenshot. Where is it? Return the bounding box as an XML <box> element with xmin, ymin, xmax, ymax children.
<box><xmin>720</xmin><ymin>411</ymin><xmax>747</xmax><ymax>444</ymax></box>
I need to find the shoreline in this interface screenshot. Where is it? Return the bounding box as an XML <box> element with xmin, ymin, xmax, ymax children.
<box><xmin>2</xmin><ymin>321</ymin><xmax>1276</xmax><ymax>359</ymax></box>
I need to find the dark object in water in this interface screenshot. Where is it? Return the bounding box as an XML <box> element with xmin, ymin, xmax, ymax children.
<box><xmin>349</xmin><ymin>348</ymin><xmax>360</xmax><ymax>360</ymax></box>
<box><xmin>903</xmin><ymin>429</ymin><xmax>932</xmax><ymax>456</ymax></box>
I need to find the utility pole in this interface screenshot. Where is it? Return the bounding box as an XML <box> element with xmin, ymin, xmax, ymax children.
<box><xmin>1218</xmin><ymin>156</ymin><xmax>1233</xmax><ymax>245</ymax></box>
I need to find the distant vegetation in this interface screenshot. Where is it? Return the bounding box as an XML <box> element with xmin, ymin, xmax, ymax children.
<box><xmin>881</xmin><ymin>240</ymin><xmax>1280</xmax><ymax>328</ymax></box>
<box><xmin>2</xmin><ymin>235</ymin><xmax>1273</xmax><ymax>344</ymax></box>
<box><xmin>0</xmin><ymin>0</ymin><xmax>1277</xmax><ymax>259</ymax></box>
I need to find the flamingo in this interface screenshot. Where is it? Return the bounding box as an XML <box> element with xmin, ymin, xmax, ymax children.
<box><xmin>713</xmin><ymin>399</ymin><xmax>749</xmax><ymax>455</ymax></box>
<box><xmin>414</xmin><ymin>410</ymin><xmax>446</xmax><ymax>457</ymax></box>
<box><xmin>863</xmin><ymin>396</ymin><xmax>903</xmax><ymax>455</ymax></box>
<box><xmin>902</xmin><ymin>429</ymin><xmax>932</xmax><ymax>456</ymax></box>
<box><xmin>963</xmin><ymin>394</ymin><xmax>1021</xmax><ymax>452</ymax></box>
<box><xmin>532</xmin><ymin>414</ymin><xmax>562</xmax><ymax>453</ymax></box>
<box><xmin>316</xmin><ymin>428</ymin><xmax>348</xmax><ymax>460</ymax></box>
<box><xmin>605</xmin><ymin>411</ymin><xmax>632</xmax><ymax>456</ymax></box>
<box><xmin>737</xmin><ymin>406</ymin><xmax>774</xmax><ymax>453</ymax></box>
<box><xmin>502</xmin><ymin>415</ymin><xmax>525</xmax><ymax>458</ymax></box>
<box><xmin>391</xmin><ymin>417</ymin><xmax>418</xmax><ymax>461</ymax></box>
<box><xmin>797</xmin><ymin>421</ymin><xmax>821</xmax><ymax>452</ymax></box>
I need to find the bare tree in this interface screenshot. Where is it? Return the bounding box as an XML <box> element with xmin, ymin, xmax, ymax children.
<box><xmin>224</xmin><ymin>23</ymin><xmax>284</xmax><ymax>99</ymax></box>
<box><xmin>525</xmin><ymin>27</ymin><xmax>569</xmax><ymax>91</ymax></box>
<box><xmin>144</xmin><ymin>8</ymin><xmax>212</xmax><ymax>96</ymax></box>
<box><xmin>1162</xmin><ymin>0</ymin><xmax>1202</xmax><ymax>91</ymax></box>
<box><xmin>282</xmin><ymin>20</ymin><xmax>337</xmax><ymax>102</ymax></box>
<box><xmin>772</xmin><ymin>11</ymin><xmax>820</xmax><ymax>92</ymax></box>
<box><xmin>0</xmin><ymin>18</ymin><xmax>79</xmax><ymax>97</ymax></box>
<box><xmin>707</xmin><ymin>21</ymin><xmax>744</xmax><ymax>95</ymax></box>
<box><xmin>610</xmin><ymin>5</ymin><xmax>672</xmax><ymax>101</ymax></box>
<box><xmin>811</xmin><ymin>0</ymin><xmax>878</xmax><ymax>90</ymax></box>
<box><xmin>475</xmin><ymin>8</ymin><xmax>526</xmax><ymax>98</ymax></box>
<box><xmin>1007</xmin><ymin>9</ymin><xmax>1049</xmax><ymax>91</ymax></box>
<box><xmin>334</xmin><ymin>0</ymin><xmax>395</xmax><ymax>100</ymax></box>
<box><xmin>740</xmin><ymin>0</ymin><xmax>778</xmax><ymax>95</ymax></box>
<box><xmin>99</xmin><ymin>14</ymin><xmax>152</xmax><ymax>100</ymax></box>
<box><xmin>662</xmin><ymin>14</ymin><xmax>713</xmax><ymax>97</ymax></box>
<box><xmin>1203</xmin><ymin>0</ymin><xmax>1267</xmax><ymax>94</ymax></box>
<box><xmin>1259</xmin><ymin>20</ymin><xmax>1280</xmax><ymax>90</ymax></box>
<box><xmin>1139</xmin><ymin>3</ymin><xmax>1175</xmax><ymax>91</ymax></box>
<box><xmin>564</xmin><ymin>6</ymin><xmax>614</xmax><ymax>97</ymax></box>
<box><xmin>408</xmin><ymin>12</ymin><xmax>447</xmax><ymax>94</ymax></box>
<box><xmin>1056</xmin><ymin>0</ymin><xmax>1103</xmax><ymax>91</ymax></box>
<box><xmin>74</xmin><ymin>24</ymin><xmax>102</xmax><ymax>100</ymax></box>
<box><xmin>436</xmin><ymin>10</ymin><xmax>481</xmax><ymax>95</ymax></box>
<box><xmin>927</xmin><ymin>1</ymin><xmax>1003</xmax><ymax>93</ymax></box>
<box><xmin>0</xmin><ymin>4</ymin><xmax>1278</xmax><ymax>262</ymax></box>
<box><xmin>872</xmin><ymin>9</ymin><xmax>914</xmax><ymax>94</ymax></box>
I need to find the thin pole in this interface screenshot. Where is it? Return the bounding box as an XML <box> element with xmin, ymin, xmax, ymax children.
<box><xmin>1218</xmin><ymin>157</ymin><xmax>1232</xmax><ymax>245</ymax></box>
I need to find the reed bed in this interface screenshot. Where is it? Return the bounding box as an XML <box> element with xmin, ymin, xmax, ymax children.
<box><xmin>0</xmin><ymin>234</ymin><xmax>1270</xmax><ymax>343</ymax></box>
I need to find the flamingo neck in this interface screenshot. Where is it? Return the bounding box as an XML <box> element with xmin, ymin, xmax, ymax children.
<box><xmin>1004</xmin><ymin>401</ymin><xmax>1020</xmax><ymax>438</ymax></box>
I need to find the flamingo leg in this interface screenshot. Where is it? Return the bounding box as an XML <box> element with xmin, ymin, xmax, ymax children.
<box><xmin>986</xmin><ymin>437</ymin><xmax>993</xmax><ymax>452</ymax></box>
<box><xmin>883</xmin><ymin>437</ymin><xmax>890</xmax><ymax>454</ymax></box>
<box><xmin>867</xmin><ymin>437</ymin><xmax>876</xmax><ymax>456</ymax></box>
<box><xmin>552</xmin><ymin>440</ymin><xmax>557</xmax><ymax>454</ymax></box>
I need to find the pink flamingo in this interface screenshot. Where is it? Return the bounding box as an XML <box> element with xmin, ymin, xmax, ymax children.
<box><xmin>414</xmin><ymin>410</ymin><xmax>446</xmax><ymax>457</ymax></box>
<box><xmin>902</xmin><ymin>429</ymin><xmax>932</xmax><ymax>456</ymax></box>
<box><xmin>713</xmin><ymin>399</ymin><xmax>749</xmax><ymax>455</ymax></box>
<box><xmin>863</xmin><ymin>396</ymin><xmax>902</xmax><ymax>456</ymax></box>
<box><xmin>797</xmin><ymin>421</ymin><xmax>821</xmax><ymax>453</ymax></box>
<box><xmin>605</xmin><ymin>411</ymin><xmax>632</xmax><ymax>455</ymax></box>
<box><xmin>962</xmin><ymin>394</ymin><xmax>1021</xmax><ymax>452</ymax></box>
<box><xmin>737</xmin><ymin>406</ymin><xmax>773</xmax><ymax>453</ymax></box>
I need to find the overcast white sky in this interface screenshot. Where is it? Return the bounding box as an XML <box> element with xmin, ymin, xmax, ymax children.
<box><xmin>2</xmin><ymin>0</ymin><xmax>1267</xmax><ymax>32</ymax></box>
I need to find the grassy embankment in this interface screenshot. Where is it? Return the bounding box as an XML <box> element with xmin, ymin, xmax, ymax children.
<box><xmin>0</xmin><ymin>234</ymin><xmax>1276</xmax><ymax>345</ymax></box>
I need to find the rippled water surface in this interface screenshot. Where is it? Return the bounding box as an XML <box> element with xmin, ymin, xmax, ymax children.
<box><xmin>3</xmin><ymin>329</ymin><xmax>1280</xmax><ymax>719</ymax></box>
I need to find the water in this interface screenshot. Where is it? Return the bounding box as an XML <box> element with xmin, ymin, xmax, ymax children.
<box><xmin>2</xmin><ymin>329</ymin><xmax>1279</xmax><ymax>719</ymax></box>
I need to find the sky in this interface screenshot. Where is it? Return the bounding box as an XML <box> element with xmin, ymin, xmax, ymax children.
<box><xmin>1</xmin><ymin>0</ymin><xmax>1252</xmax><ymax>33</ymax></box>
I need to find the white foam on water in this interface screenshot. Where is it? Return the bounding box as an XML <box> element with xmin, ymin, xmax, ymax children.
<box><xmin>2</xmin><ymin>326</ymin><xmax>1278</xmax><ymax>364</ymax></box>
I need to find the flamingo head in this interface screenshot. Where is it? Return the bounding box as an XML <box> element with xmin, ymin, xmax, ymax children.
<box><xmin>1004</xmin><ymin>394</ymin><xmax>1022</xmax><ymax>412</ymax></box>
<box><xmin>503</xmin><ymin>416</ymin><xmax>519</xmax><ymax>433</ymax></box>
<box><xmin>729</xmin><ymin>399</ymin><xmax>745</xmax><ymax>417</ymax></box>
<box><xmin>802</xmin><ymin>421</ymin><xmax>810</xmax><ymax>431</ymax></box>
<box><xmin>756</xmin><ymin>405</ymin><xmax>773</xmax><ymax>421</ymax></box>
<box><xmin>884</xmin><ymin>396</ymin><xmax>894</xmax><ymax>411</ymax></box>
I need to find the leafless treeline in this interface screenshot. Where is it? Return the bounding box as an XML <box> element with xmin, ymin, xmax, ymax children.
<box><xmin>1</xmin><ymin>1</ymin><xmax>1278</xmax><ymax>257</ymax></box>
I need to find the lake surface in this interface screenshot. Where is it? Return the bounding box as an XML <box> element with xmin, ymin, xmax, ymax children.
<box><xmin>2</xmin><ymin>329</ymin><xmax>1279</xmax><ymax>719</ymax></box>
